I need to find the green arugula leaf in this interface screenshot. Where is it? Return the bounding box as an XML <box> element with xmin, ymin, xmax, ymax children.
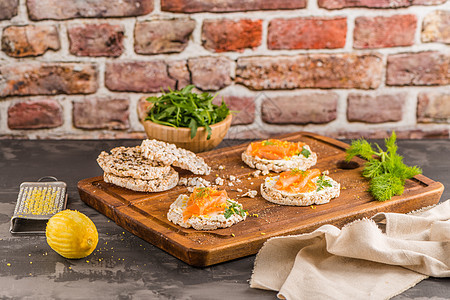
<box><xmin>300</xmin><ymin>146</ymin><xmax>311</xmax><ymax>158</ymax></box>
<box><xmin>146</xmin><ymin>85</ymin><xmax>231</xmax><ymax>140</ymax></box>
<box><xmin>188</xmin><ymin>118</ymin><xmax>198</xmax><ymax>139</ymax></box>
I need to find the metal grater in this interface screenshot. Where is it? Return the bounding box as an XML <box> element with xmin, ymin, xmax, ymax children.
<box><xmin>10</xmin><ymin>176</ymin><xmax>68</xmax><ymax>235</ymax></box>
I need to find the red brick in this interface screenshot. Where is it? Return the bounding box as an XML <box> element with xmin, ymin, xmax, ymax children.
<box><xmin>225</xmin><ymin>127</ymin><xmax>269</xmax><ymax>140</ymax></box>
<box><xmin>347</xmin><ymin>93</ymin><xmax>405</xmax><ymax>123</ymax></box>
<box><xmin>68</xmin><ymin>24</ymin><xmax>124</xmax><ymax>57</ymax></box>
<box><xmin>268</xmin><ymin>17</ymin><xmax>346</xmax><ymax>50</ymax></box>
<box><xmin>417</xmin><ymin>92</ymin><xmax>450</xmax><ymax>123</ymax></box>
<box><xmin>0</xmin><ymin>63</ymin><xmax>98</xmax><ymax>97</ymax></box>
<box><xmin>2</xmin><ymin>25</ymin><xmax>60</xmax><ymax>58</ymax></box>
<box><xmin>330</xmin><ymin>129</ymin><xmax>449</xmax><ymax>140</ymax></box>
<box><xmin>67</xmin><ymin>132</ymin><xmax>148</xmax><ymax>140</ymax></box>
<box><xmin>161</xmin><ymin>0</ymin><xmax>306</xmax><ymax>13</ymax></box>
<box><xmin>8</xmin><ymin>99</ymin><xmax>63</xmax><ymax>129</ymax></box>
<box><xmin>236</xmin><ymin>54</ymin><xmax>382</xmax><ymax>90</ymax></box>
<box><xmin>27</xmin><ymin>0</ymin><xmax>153</xmax><ymax>20</ymax></box>
<box><xmin>318</xmin><ymin>0</ymin><xmax>410</xmax><ymax>9</ymax></box>
<box><xmin>73</xmin><ymin>98</ymin><xmax>130</xmax><ymax>130</ymax></box>
<box><xmin>387</xmin><ymin>52</ymin><xmax>450</xmax><ymax>86</ymax></box>
<box><xmin>422</xmin><ymin>10</ymin><xmax>450</xmax><ymax>44</ymax></box>
<box><xmin>135</xmin><ymin>19</ymin><xmax>195</xmax><ymax>55</ymax></box>
<box><xmin>202</xmin><ymin>19</ymin><xmax>262</xmax><ymax>52</ymax></box>
<box><xmin>399</xmin><ymin>130</ymin><xmax>450</xmax><ymax>139</ymax></box>
<box><xmin>168</xmin><ymin>60</ymin><xmax>191</xmax><ymax>89</ymax></box>
<box><xmin>213</xmin><ymin>96</ymin><xmax>255</xmax><ymax>125</ymax></box>
<box><xmin>188</xmin><ymin>57</ymin><xmax>232</xmax><ymax>91</ymax></box>
<box><xmin>413</xmin><ymin>0</ymin><xmax>447</xmax><ymax>4</ymax></box>
<box><xmin>320</xmin><ymin>0</ymin><xmax>446</xmax><ymax>9</ymax></box>
<box><xmin>261</xmin><ymin>93</ymin><xmax>338</xmax><ymax>124</ymax></box>
<box><xmin>354</xmin><ymin>15</ymin><xmax>417</xmax><ymax>49</ymax></box>
<box><xmin>105</xmin><ymin>61</ymin><xmax>176</xmax><ymax>92</ymax></box>
<box><xmin>137</xmin><ymin>96</ymin><xmax>152</xmax><ymax>122</ymax></box>
<box><xmin>0</xmin><ymin>0</ymin><xmax>18</xmax><ymax>20</ymax></box>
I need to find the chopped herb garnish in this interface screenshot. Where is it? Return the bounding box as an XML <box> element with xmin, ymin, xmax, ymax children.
<box><xmin>290</xmin><ymin>168</ymin><xmax>306</xmax><ymax>176</ymax></box>
<box><xmin>224</xmin><ymin>200</ymin><xmax>247</xmax><ymax>219</ymax></box>
<box><xmin>316</xmin><ymin>175</ymin><xmax>332</xmax><ymax>191</ymax></box>
<box><xmin>300</xmin><ymin>146</ymin><xmax>311</xmax><ymax>158</ymax></box>
<box><xmin>345</xmin><ymin>131</ymin><xmax>422</xmax><ymax>201</ymax></box>
<box><xmin>145</xmin><ymin>85</ymin><xmax>231</xmax><ymax>140</ymax></box>
<box><xmin>262</xmin><ymin>140</ymin><xmax>275</xmax><ymax>146</ymax></box>
<box><xmin>194</xmin><ymin>187</ymin><xmax>212</xmax><ymax>199</ymax></box>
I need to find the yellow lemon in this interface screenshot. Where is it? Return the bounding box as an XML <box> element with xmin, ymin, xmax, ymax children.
<box><xmin>46</xmin><ymin>210</ymin><xmax>98</xmax><ymax>259</ymax></box>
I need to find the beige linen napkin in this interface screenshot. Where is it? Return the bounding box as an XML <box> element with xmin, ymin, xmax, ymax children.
<box><xmin>250</xmin><ymin>200</ymin><xmax>450</xmax><ymax>300</ymax></box>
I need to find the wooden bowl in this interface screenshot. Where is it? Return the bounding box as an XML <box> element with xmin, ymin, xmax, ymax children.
<box><xmin>142</xmin><ymin>114</ymin><xmax>232</xmax><ymax>153</ymax></box>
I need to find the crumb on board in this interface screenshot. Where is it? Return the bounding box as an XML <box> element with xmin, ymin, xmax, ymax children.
<box><xmin>178</xmin><ymin>177</ymin><xmax>211</xmax><ymax>188</ymax></box>
<box><xmin>229</xmin><ymin>175</ymin><xmax>242</xmax><ymax>183</ymax></box>
<box><xmin>242</xmin><ymin>189</ymin><xmax>257</xmax><ymax>198</ymax></box>
<box><xmin>218</xmin><ymin>165</ymin><xmax>225</xmax><ymax>170</ymax></box>
<box><xmin>252</xmin><ymin>170</ymin><xmax>261</xmax><ymax>178</ymax></box>
<box><xmin>215</xmin><ymin>177</ymin><xmax>225</xmax><ymax>185</ymax></box>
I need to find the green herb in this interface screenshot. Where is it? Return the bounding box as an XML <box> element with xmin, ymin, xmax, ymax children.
<box><xmin>224</xmin><ymin>200</ymin><xmax>247</xmax><ymax>219</ymax></box>
<box><xmin>345</xmin><ymin>131</ymin><xmax>422</xmax><ymax>201</ymax></box>
<box><xmin>262</xmin><ymin>140</ymin><xmax>275</xmax><ymax>146</ymax></box>
<box><xmin>290</xmin><ymin>168</ymin><xmax>306</xmax><ymax>176</ymax></box>
<box><xmin>145</xmin><ymin>85</ymin><xmax>230</xmax><ymax>140</ymax></box>
<box><xmin>316</xmin><ymin>175</ymin><xmax>332</xmax><ymax>192</ymax></box>
<box><xmin>300</xmin><ymin>146</ymin><xmax>311</xmax><ymax>158</ymax></box>
<box><xmin>194</xmin><ymin>187</ymin><xmax>211</xmax><ymax>199</ymax></box>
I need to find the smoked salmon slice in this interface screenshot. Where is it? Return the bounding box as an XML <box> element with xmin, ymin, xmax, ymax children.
<box><xmin>275</xmin><ymin>169</ymin><xmax>321</xmax><ymax>193</ymax></box>
<box><xmin>249</xmin><ymin>139</ymin><xmax>306</xmax><ymax>160</ymax></box>
<box><xmin>183</xmin><ymin>187</ymin><xmax>228</xmax><ymax>220</ymax></box>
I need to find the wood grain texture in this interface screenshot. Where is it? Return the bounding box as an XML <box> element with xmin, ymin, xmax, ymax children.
<box><xmin>78</xmin><ymin>132</ymin><xmax>444</xmax><ymax>266</ymax></box>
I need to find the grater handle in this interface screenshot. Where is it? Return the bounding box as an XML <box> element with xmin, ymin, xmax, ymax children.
<box><xmin>38</xmin><ymin>176</ymin><xmax>59</xmax><ymax>182</ymax></box>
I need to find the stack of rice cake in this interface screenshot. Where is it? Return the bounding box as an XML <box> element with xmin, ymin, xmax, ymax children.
<box><xmin>97</xmin><ymin>140</ymin><xmax>210</xmax><ymax>192</ymax></box>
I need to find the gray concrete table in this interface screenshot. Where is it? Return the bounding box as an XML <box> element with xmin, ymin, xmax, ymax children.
<box><xmin>0</xmin><ymin>139</ymin><xmax>449</xmax><ymax>299</ymax></box>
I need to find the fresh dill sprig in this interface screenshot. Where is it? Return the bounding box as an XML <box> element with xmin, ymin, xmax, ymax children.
<box><xmin>316</xmin><ymin>175</ymin><xmax>332</xmax><ymax>192</ymax></box>
<box><xmin>345</xmin><ymin>131</ymin><xmax>422</xmax><ymax>201</ymax></box>
<box><xmin>194</xmin><ymin>187</ymin><xmax>212</xmax><ymax>199</ymax></box>
<box><xmin>290</xmin><ymin>168</ymin><xmax>306</xmax><ymax>175</ymax></box>
<box><xmin>224</xmin><ymin>200</ymin><xmax>247</xmax><ymax>219</ymax></box>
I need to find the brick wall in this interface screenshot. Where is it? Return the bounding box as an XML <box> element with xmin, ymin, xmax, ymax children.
<box><xmin>0</xmin><ymin>0</ymin><xmax>449</xmax><ymax>140</ymax></box>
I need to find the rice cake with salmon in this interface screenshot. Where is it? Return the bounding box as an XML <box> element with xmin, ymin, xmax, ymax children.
<box><xmin>261</xmin><ymin>169</ymin><xmax>340</xmax><ymax>206</ymax></box>
<box><xmin>168</xmin><ymin>187</ymin><xmax>247</xmax><ymax>230</ymax></box>
<box><xmin>242</xmin><ymin>139</ymin><xmax>317</xmax><ymax>173</ymax></box>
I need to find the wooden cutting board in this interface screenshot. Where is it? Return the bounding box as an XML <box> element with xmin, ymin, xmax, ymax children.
<box><xmin>78</xmin><ymin>132</ymin><xmax>444</xmax><ymax>267</ymax></box>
